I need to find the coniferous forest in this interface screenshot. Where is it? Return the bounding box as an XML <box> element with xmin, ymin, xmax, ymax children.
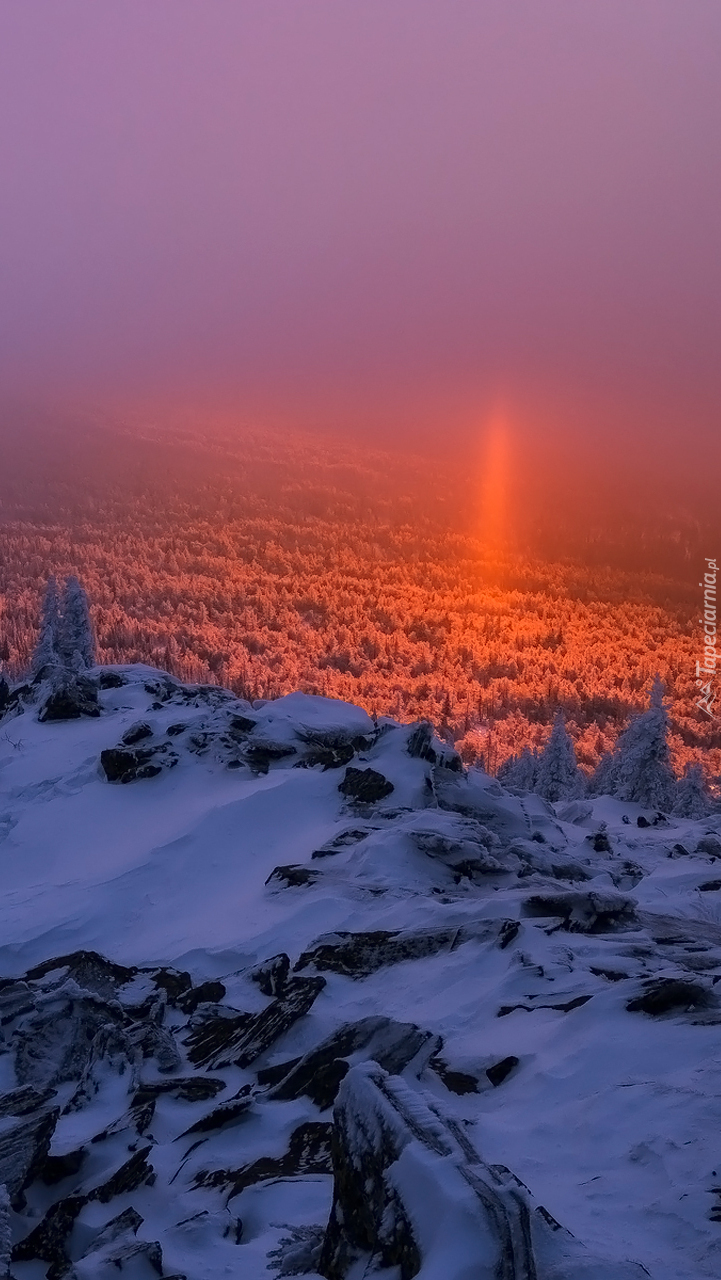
<box><xmin>1</xmin><ymin>412</ymin><xmax>718</xmax><ymax>783</ymax></box>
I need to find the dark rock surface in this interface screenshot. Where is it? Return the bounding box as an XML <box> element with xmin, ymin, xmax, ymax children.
<box><xmin>38</xmin><ymin>676</ymin><xmax>101</xmax><ymax>722</ymax></box>
<box><xmin>194</xmin><ymin>1121</ymin><xmax>333</xmax><ymax>1201</ymax></box>
<box><xmin>265</xmin><ymin>864</ymin><xmax>322</xmax><ymax>888</ymax></box>
<box><xmin>100</xmin><ymin>741</ymin><xmax>179</xmax><ymax>782</ymax></box>
<box><xmin>267</xmin><ymin>1016</ymin><xmax>439</xmax><ymax>1109</ymax></box>
<box><xmin>295</xmin><ymin>922</ymin><xmax>504</xmax><ymax>979</ymax></box>
<box><xmin>338</xmin><ymin>766</ymin><xmax>394</xmax><ymax>803</ymax></box>
<box><xmin>0</xmin><ymin>1105</ymin><xmax>59</xmax><ymax>1202</ymax></box>
<box><xmin>522</xmin><ymin>889</ymin><xmax>638</xmax><ymax>933</ymax></box>
<box><xmin>121</xmin><ymin>720</ymin><xmax>153</xmax><ymax>745</ymax></box>
<box><xmin>626</xmin><ymin>978</ymin><xmax>716</xmax><ymax>1016</ymax></box>
<box><xmin>249</xmin><ymin>953</ymin><xmax>291</xmax><ymax>997</ymax></box>
<box><xmin>184</xmin><ymin>976</ymin><xmax>326</xmax><ymax>1069</ymax></box>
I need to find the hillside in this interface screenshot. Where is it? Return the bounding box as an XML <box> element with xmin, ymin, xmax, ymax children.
<box><xmin>1</xmin><ymin>667</ymin><xmax>720</xmax><ymax>1278</ymax></box>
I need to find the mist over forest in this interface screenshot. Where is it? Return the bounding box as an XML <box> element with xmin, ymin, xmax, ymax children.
<box><xmin>1</xmin><ymin>405</ymin><xmax>718</xmax><ymax>779</ymax></box>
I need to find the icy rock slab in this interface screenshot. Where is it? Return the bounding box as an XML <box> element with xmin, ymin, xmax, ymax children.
<box><xmin>318</xmin><ymin>1062</ymin><xmax>651</xmax><ymax>1280</ymax></box>
<box><xmin>184</xmin><ymin>976</ymin><xmax>326</xmax><ymax>1069</ymax></box>
<box><xmin>295</xmin><ymin>920</ymin><xmax>516</xmax><ymax>979</ymax></box>
<box><xmin>521</xmin><ymin>889</ymin><xmax>639</xmax><ymax>933</ymax></box>
<box><xmin>266</xmin><ymin>1016</ymin><xmax>440</xmax><ymax>1109</ymax></box>
<box><xmin>0</xmin><ymin>1105</ymin><xmax>59</xmax><ymax>1201</ymax></box>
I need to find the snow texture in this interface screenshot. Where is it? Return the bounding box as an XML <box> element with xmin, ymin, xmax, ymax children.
<box><xmin>0</xmin><ymin>664</ymin><xmax>720</xmax><ymax>1278</ymax></box>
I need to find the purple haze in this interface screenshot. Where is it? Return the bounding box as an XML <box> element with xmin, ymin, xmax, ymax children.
<box><xmin>0</xmin><ymin>1</ymin><xmax>719</xmax><ymax>447</ymax></box>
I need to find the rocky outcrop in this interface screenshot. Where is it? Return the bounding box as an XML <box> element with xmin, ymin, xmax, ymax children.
<box><xmin>522</xmin><ymin>889</ymin><xmax>638</xmax><ymax>933</ymax></box>
<box><xmin>265</xmin><ymin>864</ymin><xmax>321</xmax><ymax>888</ymax></box>
<box><xmin>318</xmin><ymin>1063</ymin><xmax>650</xmax><ymax>1280</ymax></box>
<box><xmin>100</xmin><ymin>741</ymin><xmax>179</xmax><ymax>782</ymax></box>
<box><xmin>266</xmin><ymin>1016</ymin><xmax>440</xmax><ymax>1109</ymax></box>
<box><xmin>194</xmin><ymin>1121</ymin><xmax>333</xmax><ymax>1201</ymax></box>
<box><xmin>295</xmin><ymin>920</ymin><xmax>510</xmax><ymax>979</ymax></box>
<box><xmin>0</xmin><ymin>1106</ymin><xmax>59</xmax><ymax>1203</ymax></box>
<box><xmin>338</xmin><ymin>766</ymin><xmax>394</xmax><ymax>803</ymax></box>
<box><xmin>38</xmin><ymin>676</ymin><xmax>100</xmax><ymax>722</ymax></box>
<box><xmin>626</xmin><ymin>977</ymin><xmax>716</xmax><ymax>1016</ymax></box>
<box><xmin>184</xmin><ymin>976</ymin><xmax>326</xmax><ymax>1069</ymax></box>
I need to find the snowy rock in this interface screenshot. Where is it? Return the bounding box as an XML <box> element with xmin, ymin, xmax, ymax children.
<box><xmin>338</xmin><ymin>766</ymin><xmax>394</xmax><ymax>803</ymax></box>
<box><xmin>295</xmin><ymin>924</ymin><xmax>501</xmax><ymax>979</ymax></box>
<box><xmin>266</xmin><ymin>1016</ymin><xmax>439</xmax><ymax>1109</ymax></box>
<box><xmin>184</xmin><ymin>976</ymin><xmax>326</xmax><ymax>1069</ymax></box>
<box><xmin>100</xmin><ymin>742</ymin><xmax>179</xmax><ymax>782</ymax></box>
<box><xmin>38</xmin><ymin>675</ymin><xmax>100</xmax><ymax>722</ymax></box>
<box><xmin>319</xmin><ymin>1062</ymin><xmax>649</xmax><ymax>1280</ymax></box>
<box><xmin>194</xmin><ymin>1121</ymin><xmax>333</xmax><ymax>1201</ymax></box>
<box><xmin>0</xmin><ymin>1106</ymin><xmax>58</xmax><ymax>1201</ymax></box>
<box><xmin>625</xmin><ymin>977</ymin><xmax>717</xmax><ymax>1017</ymax></box>
<box><xmin>249</xmin><ymin>953</ymin><xmax>291</xmax><ymax>997</ymax></box>
<box><xmin>522</xmin><ymin>889</ymin><xmax>638</xmax><ymax>933</ymax></box>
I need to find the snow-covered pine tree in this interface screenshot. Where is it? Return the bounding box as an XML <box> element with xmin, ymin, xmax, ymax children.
<box><xmin>587</xmin><ymin>749</ymin><xmax>618</xmax><ymax>798</ymax></box>
<box><xmin>59</xmin><ymin>576</ymin><xmax>96</xmax><ymax>671</ymax></box>
<box><xmin>611</xmin><ymin>674</ymin><xmax>676</xmax><ymax>810</ymax></box>
<box><xmin>672</xmin><ymin>761</ymin><xmax>711</xmax><ymax>819</ymax></box>
<box><xmin>31</xmin><ymin>575</ymin><xmax>62</xmax><ymax>680</ymax></box>
<box><xmin>498</xmin><ymin>745</ymin><xmax>538</xmax><ymax>791</ymax></box>
<box><xmin>534</xmin><ymin>712</ymin><xmax>584</xmax><ymax>802</ymax></box>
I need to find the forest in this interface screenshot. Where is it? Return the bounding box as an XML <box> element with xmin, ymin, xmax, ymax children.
<box><xmin>0</xmin><ymin>408</ymin><xmax>718</xmax><ymax>779</ymax></box>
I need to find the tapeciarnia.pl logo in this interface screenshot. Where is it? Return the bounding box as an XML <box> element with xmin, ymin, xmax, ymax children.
<box><xmin>696</xmin><ymin>557</ymin><xmax>718</xmax><ymax>719</ymax></box>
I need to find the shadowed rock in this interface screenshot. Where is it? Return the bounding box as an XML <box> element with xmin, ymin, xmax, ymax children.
<box><xmin>244</xmin><ymin>741</ymin><xmax>297</xmax><ymax>774</ymax></box>
<box><xmin>26</xmin><ymin>950</ymin><xmax>136</xmax><ymax>997</ymax></box>
<box><xmin>338</xmin><ymin>767</ymin><xmax>394</xmax><ymax>803</ymax></box>
<box><xmin>297</xmin><ymin>738</ymin><xmax>356</xmax><ymax>770</ymax></box>
<box><xmin>176</xmin><ymin>979</ymin><xmax>227</xmax><ymax>1014</ymax></box>
<box><xmin>14</xmin><ymin>995</ymin><xmax>126</xmax><ymax>1091</ymax></box>
<box><xmin>12</xmin><ymin>1148</ymin><xmax>155</xmax><ymax>1274</ymax></box>
<box><xmin>697</xmin><ymin>835</ymin><xmax>721</xmax><ymax>859</ymax></box>
<box><xmin>97</xmin><ymin>670</ymin><xmax>126</xmax><ymax>689</ymax></box>
<box><xmin>72</xmin><ymin>1208</ymin><xmax>165</xmax><ymax>1280</ymax></box>
<box><xmin>249</xmin><ymin>953</ymin><xmax>290</xmax><ymax>997</ymax></box>
<box><xmin>100</xmin><ymin>742</ymin><xmax>179</xmax><ymax>783</ymax></box>
<box><xmin>267</xmin><ymin>1016</ymin><xmax>440</xmax><ymax>1109</ymax></box>
<box><xmin>0</xmin><ymin>1106</ymin><xmax>59</xmax><ymax>1202</ymax></box>
<box><xmin>121</xmin><ymin>720</ymin><xmax>153</xmax><ymax>745</ymax></box>
<box><xmin>38</xmin><ymin>676</ymin><xmax>100</xmax><ymax>723</ymax></box>
<box><xmin>177</xmin><ymin>1091</ymin><xmax>253</xmax><ymax>1139</ymax></box>
<box><xmin>486</xmin><ymin>1056</ymin><xmax>520</xmax><ymax>1086</ymax></box>
<box><xmin>312</xmin><ymin>828</ymin><xmax>371</xmax><ymax>858</ymax></box>
<box><xmin>0</xmin><ymin>980</ymin><xmax>35</xmax><ymax>1024</ymax></box>
<box><xmin>184</xmin><ymin>976</ymin><xmax>326</xmax><ymax>1069</ymax></box>
<box><xmin>194</xmin><ymin>1121</ymin><xmax>332</xmax><ymax>1201</ymax></box>
<box><xmin>266</xmin><ymin>864</ymin><xmax>321</xmax><ymax>888</ymax></box>
<box><xmin>626</xmin><ymin>978</ymin><xmax>716</xmax><ymax>1016</ymax></box>
<box><xmin>522</xmin><ymin>889</ymin><xmax>638</xmax><ymax>933</ymax></box>
<box><xmin>428</xmin><ymin>1052</ymin><xmax>480</xmax><ymax>1095</ymax></box>
<box><xmin>295</xmin><ymin>921</ymin><xmax>506</xmax><ymax>979</ymax></box>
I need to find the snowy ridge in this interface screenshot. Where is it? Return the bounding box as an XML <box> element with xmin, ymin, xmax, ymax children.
<box><xmin>0</xmin><ymin>666</ymin><xmax>720</xmax><ymax>1278</ymax></box>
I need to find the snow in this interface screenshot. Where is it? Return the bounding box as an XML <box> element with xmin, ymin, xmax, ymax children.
<box><xmin>1</xmin><ymin>665</ymin><xmax>721</xmax><ymax>1278</ymax></box>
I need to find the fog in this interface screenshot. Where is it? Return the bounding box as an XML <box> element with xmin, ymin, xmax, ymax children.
<box><xmin>1</xmin><ymin>1</ymin><xmax>720</xmax><ymax>454</ymax></box>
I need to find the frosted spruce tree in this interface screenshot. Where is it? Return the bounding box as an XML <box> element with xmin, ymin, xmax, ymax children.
<box><xmin>610</xmin><ymin>674</ymin><xmax>676</xmax><ymax>810</ymax></box>
<box><xmin>534</xmin><ymin>712</ymin><xmax>584</xmax><ymax>802</ymax></box>
<box><xmin>673</xmin><ymin>761</ymin><xmax>712</xmax><ymax>820</ymax></box>
<box><xmin>31</xmin><ymin>575</ymin><xmax>62</xmax><ymax>680</ymax></box>
<box><xmin>498</xmin><ymin>745</ymin><xmax>538</xmax><ymax>791</ymax></box>
<box><xmin>588</xmin><ymin>748</ymin><xmax>618</xmax><ymax>798</ymax></box>
<box><xmin>59</xmin><ymin>576</ymin><xmax>96</xmax><ymax>671</ymax></box>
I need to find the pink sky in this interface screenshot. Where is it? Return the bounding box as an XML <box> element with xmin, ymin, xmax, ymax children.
<box><xmin>1</xmin><ymin>1</ymin><xmax>719</xmax><ymax>446</ymax></box>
